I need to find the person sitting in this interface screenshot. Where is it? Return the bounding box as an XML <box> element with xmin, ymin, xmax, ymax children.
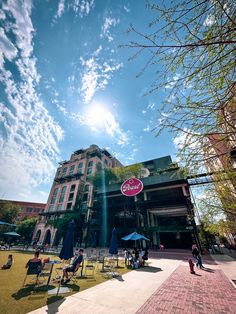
<box><xmin>142</xmin><ymin>248</ymin><xmax>149</xmax><ymax>265</ymax></box>
<box><xmin>124</xmin><ymin>249</ymin><xmax>129</xmax><ymax>266</ymax></box>
<box><xmin>160</xmin><ymin>243</ymin><xmax>165</xmax><ymax>250</ymax></box>
<box><xmin>1</xmin><ymin>254</ymin><xmax>13</xmax><ymax>269</ymax></box>
<box><xmin>61</xmin><ymin>248</ymin><xmax>84</xmax><ymax>284</ymax></box>
<box><xmin>25</xmin><ymin>250</ymin><xmax>42</xmax><ymax>274</ymax></box>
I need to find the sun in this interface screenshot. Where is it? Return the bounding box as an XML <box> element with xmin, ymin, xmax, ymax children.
<box><xmin>86</xmin><ymin>103</ymin><xmax>108</xmax><ymax>128</ymax></box>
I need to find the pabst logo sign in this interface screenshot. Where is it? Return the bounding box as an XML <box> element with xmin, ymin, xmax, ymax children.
<box><xmin>121</xmin><ymin>178</ymin><xmax>143</xmax><ymax>197</ymax></box>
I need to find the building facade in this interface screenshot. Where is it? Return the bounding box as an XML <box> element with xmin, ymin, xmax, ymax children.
<box><xmin>33</xmin><ymin>144</ymin><xmax>122</xmax><ymax>246</ymax></box>
<box><xmin>92</xmin><ymin>156</ymin><xmax>197</xmax><ymax>249</ymax></box>
<box><xmin>34</xmin><ymin>145</ymin><xmax>197</xmax><ymax>249</ymax></box>
<box><xmin>0</xmin><ymin>199</ymin><xmax>45</xmax><ymax>221</ymax></box>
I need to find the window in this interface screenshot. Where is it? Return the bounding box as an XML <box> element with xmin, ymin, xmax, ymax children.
<box><xmin>88</xmin><ymin>160</ymin><xmax>93</xmax><ymax>167</ymax></box>
<box><xmin>57</xmin><ymin>170</ymin><xmax>61</xmax><ymax>177</ymax></box>
<box><xmin>68</xmin><ymin>192</ymin><xmax>74</xmax><ymax>202</ymax></box>
<box><xmin>53</xmin><ymin>188</ymin><xmax>58</xmax><ymax>196</ymax></box>
<box><xmin>57</xmin><ymin>204</ymin><xmax>63</xmax><ymax>211</ymax></box>
<box><xmin>62</xmin><ymin>167</ymin><xmax>67</xmax><ymax>176</ymax></box>
<box><xmin>66</xmin><ymin>202</ymin><xmax>72</xmax><ymax>209</ymax></box>
<box><xmin>87</xmin><ymin>167</ymin><xmax>93</xmax><ymax>175</ymax></box>
<box><xmin>51</xmin><ymin>187</ymin><xmax>58</xmax><ymax>204</ymax></box>
<box><xmin>69</xmin><ymin>165</ymin><xmax>75</xmax><ymax>174</ymax></box>
<box><xmin>70</xmin><ymin>184</ymin><xmax>76</xmax><ymax>191</ymax></box>
<box><xmin>49</xmin><ymin>205</ymin><xmax>54</xmax><ymax>212</ymax></box>
<box><xmin>59</xmin><ymin>186</ymin><xmax>67</xmax><ymax>203</ymax></box>
<box><xmin>51</xmin><ymin>196</ymin><xmax>56</xmax><ymax>204</ymax></box>
<box><xmin>78</xmin><ymin>162</ymin><xmax>83</xmax><ymax>168</ymax></box>
<box><xmin>104</xmin><ymin>159</ymin><xmax>108</xmax><ymax>165</ymax></box>
<box><xmin>84</xmin><ymin>184</ymin><xmax>90</xmax><ymax>192</ymax></box>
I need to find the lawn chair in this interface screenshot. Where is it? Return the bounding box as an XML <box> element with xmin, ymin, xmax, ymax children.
<box><xmin>103</xmin><ymin>258</ymin><xmax>119</xmax><ymax>278</ymax></box>
<box><xmin>38</xmin><ymin>262</ymin><xmax>53</xmax><ymax>286</ymax></box>
<box><xmin>22</xmin><ymin>261</ymin><xmax>42</xmax><ymax>287</ymax></box>
<box><xmin>84</xmin><ymin>258</ymin><xmax>97</xmax><ymax>278</ymax></box>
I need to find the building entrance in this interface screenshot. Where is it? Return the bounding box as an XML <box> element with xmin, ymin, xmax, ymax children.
<box><xmin>159</xmin><ymin>232</ymin><xmax>192</xmax><ymax>249</ymax></box>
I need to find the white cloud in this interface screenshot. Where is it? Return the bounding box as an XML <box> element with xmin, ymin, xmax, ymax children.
<box><xmin>147</xmin><ymin>103</ymin><xmax>155</xmax><ymax>110</ymax></box>
<box><xmin>56</xmin><ymin>0</ymin><xmax>65</xmax><ymax>18</ymax></box>
<box><xmin>143</xmin><ymin>126</ymin><xmax>151</xmax><ymax>132</ymax></box>
<box><xmin>0</xmin><ymin>0</ymin><xmax>63</xmax><ymax>201</ymax></box>
<box><xmin>173</xmin><ymin>128</ymin><xmax>201</xmax><ymax>151</ymax></box>
<box><xmin>203</xmin><ymin>14</ymin><xmax>215</xmax><ymax>26</ymax></box>
<box><xmin>165</xmin><ymin>73</ymin><xmax>181</xmax><ymax>89</ymax></box>
<box><xmin>112</xmin><ymin>143</ymin><xmax>138</xmax><ymax>165</ymax></box>
<box><xmin>100</xmin><ymin>16</ymin><xmax>120</xmax><ymax>42</ymax></box>
<box><xmin>53</xmin><ymin>0</ymin><xmax>95</xmax><ymax>21</ymax></box>
<box><xmin>124</xmin><ymin>6</ymin><xmax>130</xmax><ymax>13</ymax></box>
<box><xmin>79</xmin><ymin>48</ymin><xmax>122</xmax><ymax>103</ymax></box>
<box><xmin>0</xmin><ymin>27</ymin><xmax>18</xmax><ymax>62</ymax></box>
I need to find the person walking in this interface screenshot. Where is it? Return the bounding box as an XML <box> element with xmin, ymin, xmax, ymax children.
<box><xmin>192</xmin><ymin>244</ymin><xmax>203</xmax><ymax>268</ymax></box>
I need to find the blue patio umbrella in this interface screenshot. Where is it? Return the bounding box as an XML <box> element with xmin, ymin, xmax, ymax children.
<box><xmin>3</xmin><ymin>231</ymin><xmax>20</xmax><ymax>236</ymax></box>
<box><xmin>92</xmin><ymin>231</ymin><xmax>98</xmax><ymax>248</ymax></box>
<box><xmin>121</xmin><ymin>232</ymin><xmax>150</xmax><ymax>241</ymax></box>
<box><xmin>0</xmin><ymin>220</ymin><xmax>16</xmax><ymax>227</ymax></box>
<box><xmin>59</xmin><ymin>221</ymin><xmax>74</xmax><ymax>260</ymax></box>
<box><xmin>109</xmin><ymin>227</ymin><xmax>118</xmax><ymax>255</ymax></box>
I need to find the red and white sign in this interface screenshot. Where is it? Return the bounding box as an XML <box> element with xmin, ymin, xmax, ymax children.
<box><xmin>121</xmin><ymin>178</ymin><xmax>143</xmax><ymax>197</ymax></box>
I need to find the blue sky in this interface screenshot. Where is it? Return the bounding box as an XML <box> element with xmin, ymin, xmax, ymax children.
<box><xmin>0</xmin><ymin>0</ymin><xmax>180</xmax><ymax>203</ymax></box>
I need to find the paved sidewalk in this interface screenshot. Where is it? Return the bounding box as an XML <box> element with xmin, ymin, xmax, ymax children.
<box><xmin>136</xmin><ymin>263</ymin><xmax>236</xmax><ymax>314</ymax></box>
<box><xmin>28</xmin><ymin>254</ymin><xmax>236</xmax><ymax>314</ymax></box>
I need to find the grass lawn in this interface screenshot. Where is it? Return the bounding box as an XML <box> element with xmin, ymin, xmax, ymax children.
<box><xmin>0</xmin><ymin>250</ymin><xmax>130</xmax><ymax>314</ymax></box>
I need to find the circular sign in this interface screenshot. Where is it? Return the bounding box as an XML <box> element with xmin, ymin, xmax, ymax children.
<box><xmin>121</xmin><ymin>178</ymin><xmax>143</xmax><ymax>197</ymax></box>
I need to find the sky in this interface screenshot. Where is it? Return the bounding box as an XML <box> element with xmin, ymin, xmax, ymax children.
<box><xmin>0</xmin><ymin>0</ymin><xmax>180</xmax><ymax>203</ymax></box>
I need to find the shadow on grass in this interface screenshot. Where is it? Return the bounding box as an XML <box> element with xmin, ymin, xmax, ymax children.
<box><xmin>65</xmin><ymin>283</ymin><xmax>81</xmax><ymax>292</ymax></box>
<box><xmin>11</xmin><ymin>284</ymin><xmax>56</xmax><ymax>300</ymax></box>
<box><xmin>136</xmin><ymin>266</ymin><xmax>163</xmax><ymax>273</ymax></box>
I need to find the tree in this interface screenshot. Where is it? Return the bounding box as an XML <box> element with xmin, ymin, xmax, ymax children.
<box><xmin>0</xmin><ymin>201</ymin><xmax>20</xmax><ymax>224</ymax></box>
<box><xmin>124</xmin><ymin>0</ymin><xmax>236</xmax><ymax>216</ymax></box>
<box><xmin>88</xmin><ymin>166</ymin><xmax>118</xmax><ymax>187</ymax></box>
<box><xmin>196</xmin><ymin>189</ymin><xmax>236</xmax><ymax>244</ymax></box>
<box><xmin>16</xmin><ymin>218</ymin><xmax>37</xmax><ymax>244</ymax></box>
<box><xmin>52</xmin><ymin>212</ymin><xmax>84</xmax><ymax>245</ymax></box>
<box><xmin>114</xmin><ymin>163</ymin><xmax>144</xmax><ymax>182</ymax></box>
<box><xmin>124</xmin><ymin>0</ymin><xmax>235</xmax><ymax>170</ymax></box>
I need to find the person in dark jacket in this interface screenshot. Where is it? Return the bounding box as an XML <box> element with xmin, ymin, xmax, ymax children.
<box><xmin>61</xmin><ymin>249</ymin><xmax>84</xmax><ymax>284</ymax></box>
<box><xmin>192</xmin><ymin>244</ymin><xmax>203</xmax><ymax>268</ymax></box>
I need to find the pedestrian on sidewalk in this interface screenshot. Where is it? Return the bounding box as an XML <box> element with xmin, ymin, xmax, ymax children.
<box><xmin>192</xmin><ymin>243</ymin><xmax>204</xmax><ymax>268</ymax></box>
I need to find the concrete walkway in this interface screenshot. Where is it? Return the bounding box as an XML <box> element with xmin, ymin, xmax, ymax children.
<box><xmin>28</xmin><ymin>254</ymin><xmax>236</xmax><ymax>314</ymax></box>
<box><xmin>29</xmin><ymin>258</ymin><xmax>182</xmax><ymax>314</ymax></box>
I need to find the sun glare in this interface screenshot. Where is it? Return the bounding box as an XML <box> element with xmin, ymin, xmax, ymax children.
<box><xmin>87</xmin><ymin>103</ymin><xmax>108</xmax><ymax>127</ymax></box>
<box><xmin>83</xmin><ymin>102</ymin><xmax>118</xmax><ymax>136</ymax></box>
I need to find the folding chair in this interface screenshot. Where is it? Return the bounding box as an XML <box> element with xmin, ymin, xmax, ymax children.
<box><xmin>22</xmin><ymin>261</ymin><xmax>42</xmax><ymax>287</ymax></box>
<box><xmin>38</xmin><ymin>262</ymin><xmax>53</xmax><ymax>286</ymax></box>
<box><xmin>66</xmin><ymin>265</ymin><xmax>82</xmax><ymax>284</ymax></box>
<box><xmin>84</xmin><ymin>259</ymin><xmax>97</xmax><ymax>278</ymax></box>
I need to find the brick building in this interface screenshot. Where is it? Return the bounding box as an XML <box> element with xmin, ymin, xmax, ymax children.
<box><xmin>0</xmin><ymin>199</ymin><xmax>45</xmax><ymax>221</ymax></box>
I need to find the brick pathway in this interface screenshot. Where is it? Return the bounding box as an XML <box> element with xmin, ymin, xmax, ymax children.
<box><xmin>136</xmin><ymin>265</ymin><xmax>236</xmax><ymax>314</ymax></box>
